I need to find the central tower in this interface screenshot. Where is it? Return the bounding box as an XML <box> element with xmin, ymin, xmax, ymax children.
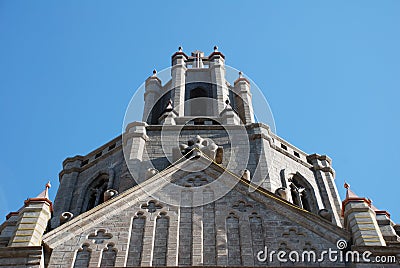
<box><xmin>143</xmin><ymin>46</ymin><xmax>254</xmax><ymax>126</ymax></box>
<box><xmin>122</xmin><ymin>47</ymin><xmax>343</xmax><ymax>227</ymax></box>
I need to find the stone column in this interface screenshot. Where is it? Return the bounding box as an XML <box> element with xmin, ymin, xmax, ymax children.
<box><xmin>307</xmin><ymin>154</ymin><xmax>342</xmax><ymax>226</ymax></box>
<box><xmin>251</xmin><ymin>125</ymin><xmax>274</xmax><ymax>192</ymax></box>
<box><xmin>51</xmin><ymin>157</ymin><xmax>81</xmax><ymax>229</ymax></box>
<box><xmin>171</xmin><ymin>48</ymin><xmax>187</xmax><ymax>117</ymax></box>
<box><xmin>124</xmin><ymin>121</ymin><xmax>148</xmax><ymax>183</ymax></box>
<box><xmin>209</xmin><ymin>48</ymin><xmax>228</xmax><ymax>115</ymax></box>
<box><xmin>220</xmin><ymin>106</ymin><xmax>241</xmax><ymax>125</ymax></box>
<box><xmin>234</xmin><ymin>73</ymin><xmax>255</xmax><ymax>124</ymax></box>
<box><xmin>142</xmin><ymin>70</ymin><xmax>162</xmax><ymax>123</ymax></box>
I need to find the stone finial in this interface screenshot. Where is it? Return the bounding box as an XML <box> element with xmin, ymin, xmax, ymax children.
<box><xmin>60</xmin><ymin>212</ymin><xmax>74</xmax><ymax>225</ymax></box>
<box><xmin>344</xmin><ymin>181</ymin><xmax>350</xmax><ymax>189</ymax></box>
<box><xmin>36</xmin><ymin>181</ymin><xmax>51</xmax><ymax>199</ymax></box>
<box><xmin>146</xmin><ymin>168</ymin><xmax>159</xmax><ymax>179</ymax></box>
<box><xmin>152</xmin><ymin>69</ymin><xmax>157</xmax><ymax>76</ymax></box>
<box><xmin>165</xmin><ymin>99</ymin><xmax>173</xmax><ymax>110</ymax></box>
<box><xmin>241</xmin><ymin>169</ymin><xmax>250</xmax><ymax>181</ymax></box>
<box><xmin>225</xmin><ymin>99</ymin><xmax>232</xmax><ymax>109</ymax></box>
<box><xmin>104</xmin><ymin>189</ymin><xmax>118</xmax><ymax>202</ymax></box>
<box><xmin>214</xmin><ymin>45</ymin><xmax>218</xmax><ymax>52</ymax></box>
<box><xmin>178</xmin><ymin>46</ymin><xmax>183</xmax><ymax>52</ymax></box>
<box><xmin>275</xmin><ymin>187</ymin><xmax>290</xmax><ymax>201</ymax></box>
<box><xmin>234</xmin><ymin>71</ymin><xmax>250</xmax><ymax>86</ymax></box>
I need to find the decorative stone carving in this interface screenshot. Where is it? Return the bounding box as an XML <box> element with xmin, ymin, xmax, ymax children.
<box><xmin>185</xmin><ymin>175</ymin><xmax>208</xmax><ymax>187</ymax></box>
<box><xmin>275</xmin><ymin>187</ymin><xmax>290</xmax><ymax>201</ymax></box>
<box><xmin>141</xmin><ymin>200</ymin><xmax>162</xmax><ymax>213</ymax></box>
<box><xmin>172</xmin><ymin>135</ymin><xmax>223</xmax><ymax>163</ymax></box>
<box><xmin>59</xmin><ymin>212</ymin><xmax>74</xmax><ymax>225</ymax></box>
<box><xmin>104</xmin><ymin>189</ymin><xmax>118</xmax><ymax>202</ymax></box>
<box><xmin>146</xmin><ymin>168</ymin><xmax>159</xmax><ymax>179</ymax></box>
<box><xmin>88</xmin><ymin>229</ymin><xmax>112</xmax><ymax>244</ymax></box>
<box><xmin>232</xmin><ymin>200</ymin><xmax>253</xmax><ymax>212</ymax></box>
<box><xmin>318</xmin><ymin>208</ymin><xmax>333</xmax><ymax>222</ymax></box>
<box><xmin>241</xmin><ymin>169</ymin><xmax>250</xmax><ymax>181</ymax></box>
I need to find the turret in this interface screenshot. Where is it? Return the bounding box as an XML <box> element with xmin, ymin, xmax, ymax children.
<box><xmin>171</xmin><ymin>47</ymin><xmax>188</xmax><ymax>117</ymax></box>
<box><xmin>9</xmin><ymin>182</ymin><xmax>52</xmax><ymax>247</ymax></box>
<box><xmin>234</xmin><ymin>72</ymin><xmax>255</xmax><ymax>124</ymax></box>
<box><xmin>342</xmin><ymin>183</ymin><xmax>386</xmax><ymax>246</ymax></box>
<box><xmin>209</xmin><ymin>46</ymin><xmax>229</xmax><ymax>115</ymax></box>
<box><xmin>143</xmin><ymin>69</ymin><xmax>162</xmax><ymax>122</ymax></box>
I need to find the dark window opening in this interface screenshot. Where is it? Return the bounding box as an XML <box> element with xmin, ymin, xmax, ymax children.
<box><xmin>189</xmin><ymin>118</ymin><xmax>219</xmax><ymax>125</ymax></box>
<box><xmin>148</xmin><ymin>90</ymin><xmax>172</xmax><ymax>125</ymax></box>
<box><xmin>95</xmin><ymin>152</ymin><xmax>102</xmax><ymax>159</ymax></box>
<box><xmin>81</xmin><ymin>159</ymin><xmax>89</xmax><ymax>167</ymax></box>
<box><xmin>294</xmin><ymin>151</ymin><xmax>300</xmax><ymax>158</ymax></box>
<box><xmin>83</xmin><ymin>175</ymin><xmax>109</xmax><ymax>212</ymax></box>
<box><xmin>291</xmin><ymin>188</ymin><xmax>302</xmax><ymax>207</ymax></box>
<box><xmin>108</xmin><ymin>143</ymin><xmax>116</xmax><ymax>151</ymax></box>
<box><xmin>281</xmin><ymin>144</ymin><xmax>288</xmax><ymax>150</ymax></box>
<box><xmin>185</xmin><ymin>82</ymin><xmax>217</xmax><ymax>117</ymax></box>
<box><xmin>289</xmin><ymin>174</ymin><xmax>318</xmax><ymax>213</ymax></box>
<box><xmin>189</xmin><ymin>87</ymin><xmax>209</xmax><ymax>116</ymax></box>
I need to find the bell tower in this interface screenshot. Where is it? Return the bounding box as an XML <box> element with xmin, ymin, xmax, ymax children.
<box><xmin>142</xmin><ymin>47</ymin><xmax>255</xmax><ymax>126</ymax></box>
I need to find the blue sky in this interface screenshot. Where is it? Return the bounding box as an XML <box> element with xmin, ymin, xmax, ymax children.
<box><xmin>0</xmin><ymin>1</ymin><xmax>399</xmax><ymax>223</ymax></box>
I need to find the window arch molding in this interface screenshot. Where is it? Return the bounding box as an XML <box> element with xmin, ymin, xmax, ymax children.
<box><xmin>288</xmin><ymin>172</ymin><xmax>318</xmax><ymax>214</ymax></box>
<box><xmin>76</xmin><ymin>169</ymin><xmax>114</xmax><ymax>213</ymax></box>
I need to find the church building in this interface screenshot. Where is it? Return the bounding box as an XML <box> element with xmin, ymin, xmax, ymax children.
<box><xmin>0</xmin><ymin>48</ymin><xmax>399</xmax><ymax>267</ymax></box>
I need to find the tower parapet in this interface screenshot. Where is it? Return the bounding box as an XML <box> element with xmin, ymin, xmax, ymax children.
<box><xmin>143</xmin><ymin>47</ymin><xmax>255</xmax><ymax>125</ymax></box>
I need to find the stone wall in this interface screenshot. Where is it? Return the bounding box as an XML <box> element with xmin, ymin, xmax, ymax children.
<box><xmin>51</xmin><ymin>123</ymin><xmax>342</xmax><ymax>230</ymax></box>
<box><xmin>45</xmin><ymin>179</ymin><xmax>347</xmax><ymax>267</ymax></box>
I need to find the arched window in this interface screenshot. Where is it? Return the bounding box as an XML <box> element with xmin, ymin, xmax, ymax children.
<box><xmin>153</xmin><ymin>212</ymin><xmax>169</xmax><ymax>266</ymax></box>
<box><xmin>127</xmin><ymin>212</ymin><xmax>146</xmax><ymax>266</ymax></box>
<box><xmin>73</xmin><ymin>244</ymin><xmax>91</xmax><ymax>268</ymax></box>
<box><xmin>100</xmin><ymin>244</ymin><xmax>117</xmax><ymax>267</ymax></box>
<box><xmin>83</xmin><ymin>174</ymin><xmax>109</xmax><ymax>213</ymax></box>
<box><xmin>226</xmin><ymin>212</ymin><xmax>242</xmax><ymax>266</ymax></box>
<box><xmin>289</xmin><ymin>174</ymin><xmax>317</xmax><ymax>213</ymax></box>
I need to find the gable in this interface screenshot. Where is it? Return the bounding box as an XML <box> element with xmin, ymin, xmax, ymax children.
<box><xmin>43</xmin><ymin>156</ymin><xmax>350</xmax><ymax>267</ymax></box>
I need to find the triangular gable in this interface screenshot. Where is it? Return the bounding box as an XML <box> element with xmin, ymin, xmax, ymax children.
<box><xmin>43</xmin><ymin>155</ymin><xmax>349</xmax><ymax>248</ymax></box>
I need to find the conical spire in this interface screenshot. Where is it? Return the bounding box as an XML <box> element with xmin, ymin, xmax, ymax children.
<box><xmin>36</xmin><ymin>181</ymin><xmax>51</xmax><ymax>199</ymax></box>
<box><xmin>344</xmin><ymin>182</ymin><xmax>359</xmax><ymax>199</ymax></box>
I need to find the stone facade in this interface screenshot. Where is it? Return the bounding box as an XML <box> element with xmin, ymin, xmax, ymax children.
<box><xmin>0</xmin><ymin>48</ymin><xmax>399</xmax><ymax>267</ymax></box>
